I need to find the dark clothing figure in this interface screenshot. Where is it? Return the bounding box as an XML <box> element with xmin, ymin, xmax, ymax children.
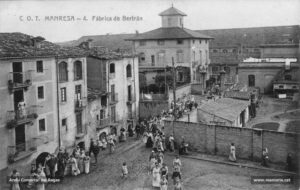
<box><xmin>128</xmin><ymin>125</ymin><xmax>134</xmax><ymax>137</ymax></box>
<box><xmin>135</xmin><ymin>124</ymin><xmax>141</xmax><ymax>139</ymax></box>
<box><xmin>172</xmin><ymin>171</ymin><xmax>181</xmax><ymax>185</ymax></box>
<box><xmin>146</xmin><ymin>136</ymin><xmax>153</xmax><ymax>148</ymax></box>
<box><xmin>48</xmin><ymin>156</ymin><xmax>58</xmax><ymax>178</ymax></box>
<box><xmin>262</xmin><ymin>148</ymin><xmax>269</xmax><ymax>167</ymax></box>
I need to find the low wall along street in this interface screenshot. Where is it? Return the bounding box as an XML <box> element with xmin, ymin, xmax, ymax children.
<box><xmin>164</xmin><ymin>120</ymin><xmax>299</xmax><ymax>164</ymax></box>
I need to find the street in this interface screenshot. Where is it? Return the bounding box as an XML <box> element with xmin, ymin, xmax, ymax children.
<box><xmin>45</xmin><ymin>138</ymin><xmax>296</xmax><ymax>190</ymax></box>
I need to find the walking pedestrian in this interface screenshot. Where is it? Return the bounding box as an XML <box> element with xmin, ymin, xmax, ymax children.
<box><xmin>10</xmin><ymin>169</ymin><xmax>20</xmax><ymax>190</ymax></box>
<box><xmin>261</xmin><ymin>148</ymin><xmax>269</xmax><ymax>167</ymax></box>
<box><xmin>152</xmin><ymin>162</ymin><xmax>161</xmax><ymax>188</ymax></box>
<box><xmin>286</xmin><ymin>153</ymin><xmax>293</xmax><ymax>171</ymax></box>
<box><xmin>160</xmin><ymin>175</ymin><xmax>168</xmax><ymax>190</ymax></box>
<box><xmin>171</xmin><ymin>167</ymin><xmax>181</xmax><ymax>185</ymax></box>
<box><xmin>228</xmin><ymin>143</ymin><xmax>236</xmax><ymax>162</ymax></box>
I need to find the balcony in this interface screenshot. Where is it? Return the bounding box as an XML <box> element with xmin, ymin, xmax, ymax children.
<box><xmin>74</xmin><ymin>97</ymin><xmax>87</xmax><ymax>112</ymax></box>
<box><xmin>8</xmin><ymin>71</ymin><xmax>33</xmax><ymax>92</ymax></box>
<box><xmin>109</xmin><ymin>93</ymin><xmax>118</xmax><ymax>105</ymax></box>
<box><xmin>126</xmin><ymin>94</ymin><xmax>136</xmax><ymax>105</ymax></box>
<box><xmin>96</xmin><ymin>118</ymin><xmax>110</xmax><ymax>130</ymax></box>
<box><xmin>7</xmin><ymin>138</ymin><xmax>37</xmax><ymax>163</ymax></box>
<box><xmin>6</xmin><ymin>106</ymin><xmax>38</xmax><ymax>128</ymax></box>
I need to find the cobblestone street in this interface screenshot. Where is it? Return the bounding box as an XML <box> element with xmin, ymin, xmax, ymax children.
<box><xmin>45</xmin><ymin>138</ymin><xmax>297</xmax><ymax>190</ymax></box>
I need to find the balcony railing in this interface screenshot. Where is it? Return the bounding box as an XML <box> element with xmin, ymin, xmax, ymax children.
<box><xmin>74</xmin><ymin>97</ymin><xmax>87</xmax><ymax>112</ymax></box>
<box><xmin>109</xmin><ymin>93</ymin><xmax>118</xmax><ymax>105</ymax></box>
<box><xmin>8</xmin><ymin>71</ymin><xmax>32</xmax><ymax>92</ymax></box>
<box><xmin>7</xmin><ymin>138</ymin><xmax>37</xmax><ymax>163</ymax></box>
<box><xmin>127</xmin><ymin>94</ymin><xmax>136</xmax><ymax>104</ymax></box>
<box><xmin>6</xmin><ymin>106</ymin><xmax>38</xmax><ymax>128</ymax></box>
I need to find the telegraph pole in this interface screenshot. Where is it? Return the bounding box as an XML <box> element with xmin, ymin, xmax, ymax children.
<box><xmin>172</xmin><ymin>57</ymin><xmax>176</xmax><ymax>135</ymax></box>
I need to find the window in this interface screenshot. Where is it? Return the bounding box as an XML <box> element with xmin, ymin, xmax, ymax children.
<box><xmin>39</xmin><ymin>118</ymin><xmax>46</xmax><ymax>132</ymax></box>
<box><xmin>205</xmin><ymin>50</ymin><xmax>208</xmax><ymax>63</ymax></box>
<box><xmin>37</xmin><ymin>86</ymin><xmax>44</xmax><ymax>100</ymax></box>
<box><xmin>168</xmin><ymin>18</ymin><xmax>172</xmax><ymax>26</ymax></box>
<box><xmin>59</xmin><ymin>62</ymin><xmax>68</xmax><ymax>82</ymax></box>
<box><xmin>180</xmin><ymin>18</ymin><xmax>182</xmax><ymax>27</ymax></box>
<box><xmin>139</xmin><ymin>41</ymin><xmax>146</xmax><ymax>46</ymax></box>
<box><xmin>111</xmin><ymin>106</ymin><xmax>116</xmax><ymax>123</ymax></box>
<box><xmin>176</xmin><ymin>50</ymin><xmax>184</xmax><ymax>63</ymax></box>
<box><xmin>178</xmin><ymin>72</ymin><xmax>184</xmax><ymax>82</ymax></box>
<box><xmin>177</xmin><ymin>40</ymin><xmax>183</xmax><ymax>45</ymax></box>
<box><xmin>157</xmin><ymin>40</ymin><xmax>165</xmax><ymax>46</ymax></box>
<box><xmin>109</xmin><ymin>63</ymin><xmax>115</xmax><ymax>73</ymax></box>
<box><xmin>232</xmin><ymin>49</ymin><xmax>237</xmax><ymax>53</ymax></box>
<box><xmin>139</xmin><ymin>53</ymin><xmax>145</xmax><ymax>63</ymax></box>
<box><xmin>284</xmin><ymin>75</ymin><xmax>292</xmax><ymax>81</ymax></box>
<box><xmin>279</xmin><ymin>85</ymin><xmax>284</xmax><ymax>89</ymax></box>
<box><xmin>193</xmin><ymin>51</ymin><xmax>196</xmax><ymax>61</ymax></box>
<box><xmin>36</xmin><ymin>61</ymin><xmax>43</xmax><ymax>73</ymax></box>
<box><xmin>74</xmin><ymin>61</ymin><xmax>82</xmax><ymax>80</ymax></box>
<box><xmin>157</xmin><ymin>50</ymin><xmax>165</xmax><ymax>65</ymax></box>
<box><xmin>126</xmin><ymin>64</ymin><xmax>132</xmax><ymax>78</ymax></box>
<box><xmin>213</xmin><ymin>49</ymin><xmax>218</xmax><ymax>53</ymax></box>
<box><xmin>100</xmin><ymin>109</ymin><xmax>105</xmax><ymax>119</ymax></box>
<box><xmin>212</xmin><ymin>66</ymin><xmax>219</xmax><ymax>73</ymax></box>
<box><xmin>199</xmin><ymin>50</ymin><xmax>202</xmax><ymax>64</ymax></box>
<box><xmin>223</xmin><ymin>49</ymin><xmax>228</xmax><ymax>53</ymax></box>
<box><xmin>61</xmin><ymin>87</ymin><xmax>67</xmax><ymax>102</ymax></box>
<box><xmin>62</xmin><ymin>118</ymin><xmax>67</xmax><ymax>127</ymax></box>
<box><xmin>76</xmin><ymin>113</ymin><xmax>83</xmax><ymax>134</ymax></box>
<box><xmin>199</xmin><ymin>40</ymin><xmax>202</xmax><ymax>44</ymax></box>
<box><xmin>248</xmin><ymin>75</ymin><xmax>255</xmax><ymax>87</ymax></box>
<box><xmin>101</xmin><ymin>96</ymin><xmax>107</xmax><ymax>107</ymax></box>
<box><xmin>192</xmin><ymin>40</ymin><xmax>195</xmax><ymax>44</ymax></box>
<box><xmin>224</xmin><ymin>66</ymin><xmax>230</xmax><ymax>75</ymax></box>
<box><xmin>292</xmin><ymin>86</ymin><xmax>297</xmax><ymax>89</ymax></box>
<box><xmin>75</xmin><ymin>85</ymin><xmax>82</xmax><ymax>100</ymax></box>
<box><xmin>151</xmin><ymin>55</ymin><xmax>155</xmax><ymax>66</ymax></box>
<box><xmin>205</xmin><ymin>40</ymin><xmax>208</xmax><ymax>44</ymax></box>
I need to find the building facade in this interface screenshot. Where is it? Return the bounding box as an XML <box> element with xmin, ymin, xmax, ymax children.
<box><xmin>86</xmin><ymin>53</ymin><xmax>139</xmax><ymax>141</ymax></box>
<box><xmin>127</xmin><ymin>6</ymin><xmax>212</xmax><ymax>91</ymax></box>
<box><xmin>0</xmin><ymin>33</ymin><xmax>86</xmax><ymax>170</ymax></box>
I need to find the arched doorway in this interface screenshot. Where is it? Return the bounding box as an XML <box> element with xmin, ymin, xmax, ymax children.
<box><xmin>110</xmin><ymin>126</ymin><xmax>117</xmax><ymax>135</ymax></box>
<box><xmin>99</xmin><ymin>132</ymin><xmax>107</xmax><ymax>140</ymax></box>
<box><xmin>36</xmin><ymin>152</ymin><xmax>50</xmax><ymax>168</ymax></box>
<box><xmin>77</xmin><ymin>141</ymin><xmax>85</xmax><ymax>150</ymax></box>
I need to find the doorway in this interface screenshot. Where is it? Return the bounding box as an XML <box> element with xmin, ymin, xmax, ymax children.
<box><xmin>12</xmin><ymin>62</ymin><xmax>23</xmax><ymax>84</ymax></box>
<box><xmin>15</xmin><ymin>125</ymin><xmax>26</xmax><ymax>153</ymax></box>
<box><xmin>14</xmin><ymin>90</ymin><xmax>24</xmax><ymax>116</ymax></box>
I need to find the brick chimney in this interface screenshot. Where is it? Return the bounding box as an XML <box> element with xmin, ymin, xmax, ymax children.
<box><xmin>30</xmin><ymin>36</ymin><xmax>45</xmax><ymax>48</ymax></box>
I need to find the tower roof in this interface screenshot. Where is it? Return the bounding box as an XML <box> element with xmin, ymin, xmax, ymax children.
<box><xmin>159</xmin><ymin>7</ymin><xmax>187</xmax><ymax>16</ymax></box>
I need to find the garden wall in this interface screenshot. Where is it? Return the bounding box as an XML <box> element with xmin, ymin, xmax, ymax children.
<box><xmin>164</xmin><ymin>120</ymin><xmax>299</xmax><ymax>164</ymax></box>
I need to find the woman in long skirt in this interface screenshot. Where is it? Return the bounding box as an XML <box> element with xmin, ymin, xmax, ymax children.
<box><xmin>83</xmin><ymin>153</ymin><xmax>90</xmax><ymax>174</ymax></box>
<box><xmin>152</xmin><ymin>163</ymin><xmax>161</xmax><ymax>188</ymax></box>
<box><xmin>160</xmin><ymin>175</ymin><xmax>168</xmax><ymax>190</ymax></box>
<box><xmin>36</xmin><ymin>167</ymin><xmax>46</xmax><ymax>190</ymax></box>
<box><xmin>10</xmin><ymin>169</ymin><xmax>20</xmax><ymax>190</ymax></box>
<box><xmin>70</xmin><ymin>155</ymin><xmax>80</xmax><ymax>176</ymax></box>
<box><xmin>78</xmin><ymin>150</ymin><xmax>85</xmax><ymax>173</ymax></box>
<box><xmin>229</xmin><ymin>143</ymin><xmax>236</xmax><ymax>162</ymax></box>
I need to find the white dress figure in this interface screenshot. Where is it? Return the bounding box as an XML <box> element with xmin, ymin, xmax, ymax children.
<box><xmin>152</xmin><ymin>164</ymin><xmax>161</xmax><ymax>188</ymax></box>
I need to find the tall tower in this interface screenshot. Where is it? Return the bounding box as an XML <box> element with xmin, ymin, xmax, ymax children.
<box><xmin>159</xmin><ymin>6</ymin><xmax>187</xmax><ymax>28</ymax></box>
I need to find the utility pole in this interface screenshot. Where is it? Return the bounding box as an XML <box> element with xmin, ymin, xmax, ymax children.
<box><xmin>172</xmin><ymin>57</ymin><xmax>176</xmax><ymax>135</ymax></box>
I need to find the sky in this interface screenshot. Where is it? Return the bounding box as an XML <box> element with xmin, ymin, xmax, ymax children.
<box><xmin>0</xmin><ymin>0</ymin><xmax>299</xmax><ymax>42</ymax></box>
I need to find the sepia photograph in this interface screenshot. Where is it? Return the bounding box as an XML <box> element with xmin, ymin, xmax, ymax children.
<box><xmin>0</xmin><ymin>0</ymin><xmax>299</xmax><ymax>189</ymax></box>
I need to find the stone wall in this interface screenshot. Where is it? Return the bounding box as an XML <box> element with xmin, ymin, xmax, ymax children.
<box><xmin>164</xmin><ymin>120</ymin><xmax>299</xmax><ymax>164</ymax></box>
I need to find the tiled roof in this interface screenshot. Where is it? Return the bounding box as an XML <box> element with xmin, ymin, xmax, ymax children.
<box><xmin>87</xmin><ymin>46</ymin><xmax>137</xmax><ymax>60</ymax></box>
<box><xmin>224</xmin><ymin>91</ymin><xmax>251</xmax><ymax>100</ymax></box>
<box><xmin>0</xmin><ymin>32</ymin><xmax>87</xmax><ymax>59</ymax></box>
<box><xmin>198</xmin><ymin>25</ymin><xmax>300</xmax><ymax>48</ymax></box>
<box><xmin>199</xmin><ymin>98</ymin><xmax>250</xmax><ymax>122</ymax></box>
<box><xmin>126</xmin><ymin>27</ymin><xmax>213</xmax><ymax>41</ymax></box>
<box><xmin>159</xmin><ymin>7</ymin><xmax>187</xmax><ymax>16</ymax></box>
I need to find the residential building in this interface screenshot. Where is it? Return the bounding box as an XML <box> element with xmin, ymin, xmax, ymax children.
<box><xmin>85</xmin><ymin>48</ymin><xmax>139</xmax><ymax>139</ymax></box>
<box><xmin>197</xmin><ymin>98</ymin><xmax>250</xmax><ymax>127</ymax></box>
<box><xmin>0</xmin><ymin>33</ymin><xmax>86</xmax><ymax>170</ymax></box>
<box><xmin>126</xmin><ymin>6</ymin><xmax>213</xmax><ymax>90</ymax></box>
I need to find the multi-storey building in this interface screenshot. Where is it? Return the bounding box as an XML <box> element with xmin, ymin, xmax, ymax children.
<box><xmin>126</xmin><ymin>6</ymin><xmax>213</xmax><ymax>90</ymax></box>
<box><xmin>85</xmin><ymin>47</ymin><xmax>139</xmax><ymax>140</ymax></box>
<box><xmin>0</xmin><ymin>33</ymin><xmax>86</xmax><ymax>170</ymax></box>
